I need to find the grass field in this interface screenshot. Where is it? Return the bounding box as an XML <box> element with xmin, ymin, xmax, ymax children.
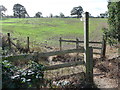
<box><xmin>1</xmin><ymin>18</ymin><xmax>107</xmax><ymax>47</ymax></box>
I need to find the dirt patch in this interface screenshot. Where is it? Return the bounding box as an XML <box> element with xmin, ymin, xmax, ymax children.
<box><xmin>93</xmin><ymin>52</ymin><xmax>119</xmax><ymax>89</ymax></box>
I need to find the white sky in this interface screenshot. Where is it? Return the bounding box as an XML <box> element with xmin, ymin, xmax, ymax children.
<box><xmin>0</xmin><ymin>0</ymin><xmax>108</xmax><ymax>17</ymax></box>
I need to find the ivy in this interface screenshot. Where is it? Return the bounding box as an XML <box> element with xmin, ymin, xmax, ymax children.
<box><xmin>2</xmin><ymin>60</ymin><xmax>46</xmax><ymax>88</ymax></box>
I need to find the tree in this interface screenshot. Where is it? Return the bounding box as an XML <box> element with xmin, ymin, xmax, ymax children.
<box><xmin>49</xmin><ymin>13</ymin><xmax>53</xmax><ymax>18</ymax></box>
<box><xmin>107</xmin><ymin>1</ymin><xmax>120</xmax><ymax>54</ymax></box>
<box><xmin>54</xmin><ymin>15</ymin><xmax>59</xmax><ymax>18</ymax></box>
<box><xmin>13</xmin><ymin>4</ymin><xmax>29</xmax><ymax>18</ymax></box>
<box><xmin>60</xmin><ymin>12</ymin><xmax>65</xmax><ymax>18</ymax></box>
<box><xmin>100</xmin><ymin>13</ymin><xmax>105</xmax><ymax>18</ymax></box>
<box><xmin>71</xmin><ymin>6</ymin><xmax>83</xmax><ymax>18</ymax></box>
<box><xmin>100</xmin><ymin>11</ymin><xmax>108</xmax><ymax>18</ymax></box>
<box><xmin>0</xmin><ymin>5</ymin><xmax>7</xmax><ymax>17</ymax></box>
<box><xmin>35</xmin><ymin>12</ymin><xmax>42</xmax><ymax>18</ymax></box>
<box><xmin>107</xmin><ymin>1</ymin><xmax>120</xmax><ymax>42</ymax></box>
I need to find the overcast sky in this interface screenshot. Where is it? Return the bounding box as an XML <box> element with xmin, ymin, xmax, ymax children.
<box><xmin>0</xmin><ymin>0</ymin><xmax>108</xmax><ymax>17</ymax></box>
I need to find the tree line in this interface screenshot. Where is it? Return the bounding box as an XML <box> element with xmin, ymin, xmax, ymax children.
<box><xmin>0</xmin><ymin>3</ymin><xmax>108</xmax><ymax>18</ymax></box>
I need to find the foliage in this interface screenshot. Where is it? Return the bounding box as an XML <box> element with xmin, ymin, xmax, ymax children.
<box><xmin>35</xmin><ymin>12</ymin><xmax>42</xmax><ymax>18</ymax></box>
<box><xmin>13</xmin><ymin>4</ymin><xmax>29</xmax><ymax>18</ymax></box>
<box><xmin>107</xmin><ymin>1</ymin><xmax>120</xmax><ymax>43</ymax></box>
<box><xmin>59</xmin><ymin>12</ymin><xmax>65</xmax><ymax>18</ymax></box>
<box><xmin>0</xmin><ymin>5</ymin><xmax>7</xmax><ymax>17</ymax></box>
<box><xmin>49</xmin><ymin>13</ymin><xmax>53</xmax><ymax>18</ymax></box>
<box><xmin>0</xmin><ymin>5</ymin><xmax>7</xmax><ymax>12</ymax></box>
<box><xmin>102</xmin><ymin>28</ymin><xmax>117</xmax><ymax>46</ymax></box>
<box><xmin>71</xmin><ymin>6</ymin><xmax>83</xmax><ymax>18</ymax></box>
<box><xmin>2</xmin><ymin>60</ymin><xmax>46</xmax><ymax>88</ymax></box>
<box><xmin>2</xmin><ymin>60</ymin><xmax>18</xmax><ymax>88</ymax></box>
<box><xmin>100</xmin><ymin>11</ymin><xmax>108</xmax><ymax>18</ymax></box>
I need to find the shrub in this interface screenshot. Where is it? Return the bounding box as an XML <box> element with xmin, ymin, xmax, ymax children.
<box><xmin>2</xmin><ymin>60</ymin><xmax>45</xmax><ymax>88</ymax></box>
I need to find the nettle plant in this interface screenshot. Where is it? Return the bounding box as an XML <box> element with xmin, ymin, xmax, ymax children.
<box><xmin>2</xmin><ymin>60</ymin><xmax>46</xmax><ymax>88</ymax></box>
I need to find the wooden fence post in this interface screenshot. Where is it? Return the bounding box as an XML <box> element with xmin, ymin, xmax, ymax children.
<box><xmin>59</xmin><ymin>37</ymin><xmax>62</xmax><ymax>51</ymax></box>
<box><xmin>101</xmin><ymin>35</ymin><xmax>106</xmax><ymax>58</ymax></box>
<box><xmin>89</xmin><ymin>47</ymin><xmax>93</xmax><ymax>83</ymax></box>
<box><xmin>27</xmin><ymin>37</ymin><xmax>30</xmax><ymax>52</ymax></box>
<box><xmin>84</xmin><ymin>12</ymin><xmax>90</xmax><ymax>81</ymax></box>
<box><xmin>76</xmin><ymin>38</ymin><xmax>79</xmax><ymax>49</ymax></box>
<box><xmin>76</xmin><ymin>38</ymin><xmax>79</xmax><ymax>60</ymax></box>
<box><xmin>7</xmin><ymin>33</ymin><xmax>11</xmax><ymax>50</ymax></box>
<box><xmin>33</xmin><ymin>52</ymin><xmax>39</xmax><ymax>63</ymax></box>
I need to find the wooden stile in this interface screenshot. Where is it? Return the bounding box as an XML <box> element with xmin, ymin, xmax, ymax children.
<box><xmin>3</xmin><ymin>12</ymin><xmax>97</xmax><ymax>84</ymax></box>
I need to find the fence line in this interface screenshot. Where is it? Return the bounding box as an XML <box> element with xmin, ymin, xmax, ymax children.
<box><xmin>59</xmin><ymin>36</ymin><xmax>106</xmax><ymax>58</ymax></box>
<box><xmin>59</xmin><ymin>39</ymin><xmax>102</xmax><ymax>44</ymax></box>
<box><xmin>2</xmin><ymin>48</ymin><xmax>84</xmax><ymax>61</ymax></box>
<box><xmin>2</xmin><ymin>12</ymin><xmax>95</xmax><ymax>83</ymax></box>
<box><xmin>2</xmin><ymin>47</ymin><xmax>93</xmax><ymax>82</ymax></box>
<box><xmin>6</xmin><ymin>33</ymin><xmax>30</xmax><ymax>54</ymax></box>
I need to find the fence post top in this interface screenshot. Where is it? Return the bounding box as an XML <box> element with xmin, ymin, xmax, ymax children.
<box><xmin>84</xmin><ymin>12</ymin><xmax>89</xmax><ymax>15</ymax></box>
<box><xmin>7</xmin><ymin>33</ymin><xmax>10</xmax><ymax>36</ymax></box>
<box><xmin>60</xmin><ymin>37</ymin><xmax>62</xmax><ymax>40</ymax></box>
<box><xmin>76</xmin><ymin>38</ymin><xmax>79</xmax><ymax>40</ymax></box>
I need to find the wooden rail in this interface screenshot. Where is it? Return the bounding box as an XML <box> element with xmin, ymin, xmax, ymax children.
<box><xmin>59</xmin><ymin>37</ymin><xmax>106</xmax><ymax>58</ymax></box>
<box><xmin>60</xmin><ymin>39</ymin><xmax>102</xmax><ymax>44</ymax></box>
<box><xmin>44</xmin><ymin>61</ymin><xmax>85</xmax><ymax>70</ymax></box>
<box><xmin>2</xmin><ymin>48</ymin><xmax>84</xmax><ymax>61</ymax></box>
<box><xmin>92</xmin><ymin>47</ymin><xmax>102</xmax><ymax>50</ymax></box>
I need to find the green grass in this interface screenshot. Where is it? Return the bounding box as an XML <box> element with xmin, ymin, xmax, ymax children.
<box><xmin>1</xmin><ymin>18</ymin><xmax>107</xmax><ymax>46</ymax></box>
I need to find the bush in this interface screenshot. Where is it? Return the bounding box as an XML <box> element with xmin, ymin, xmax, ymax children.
<box><xmin>2</xmin><ymin>60</ymin><xmax>45</xmax><ymax>88</ymax></box>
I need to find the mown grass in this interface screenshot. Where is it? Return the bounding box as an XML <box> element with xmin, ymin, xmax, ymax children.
<box><xmin>1</xmin><ymin>18</ymin><xmax>107</xmax><ymax>46</ymax></box>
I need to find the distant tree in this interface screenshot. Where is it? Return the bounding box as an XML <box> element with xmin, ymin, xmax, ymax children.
<box><xmin>35</xmin><ymin>12</ymin><xmax>42</xmax><ymax>18</ymax></box>
<box><xmin>100</xmin><ymin>13</ymin><xmax>105</xmax><ymax>18</ymax></box>
<box><xmin>49</xmin><ymin>13</ymin><xmax>53</xmax><ymax>18</ymax></box>
<box><xmin>13</xmin><ymin>4</ymin><xmax>29</xmax><ymax>18</ymax></box>
<box><xmin>71</xmin><ymin>6</ymin><xmax>83</xmax><ymax>18</ymax></box>
<box><xmin>0</xmin><ymin>5</ymin><xmax>7</xmax><ymax>17</ymax></box>
<box><xmin>59</xmin><ymin>12</ymin><xmax>65</xmax><ymax>18</ymax></box>
<box><xmin>54</xmin><ymin>15</ymin><xmax>59</xmax><ymax>18</ymax></box>
<box><xmin>100</xmin><ymin>11</ymin><xmax>108</xmax><ymax>18</ymax></box>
